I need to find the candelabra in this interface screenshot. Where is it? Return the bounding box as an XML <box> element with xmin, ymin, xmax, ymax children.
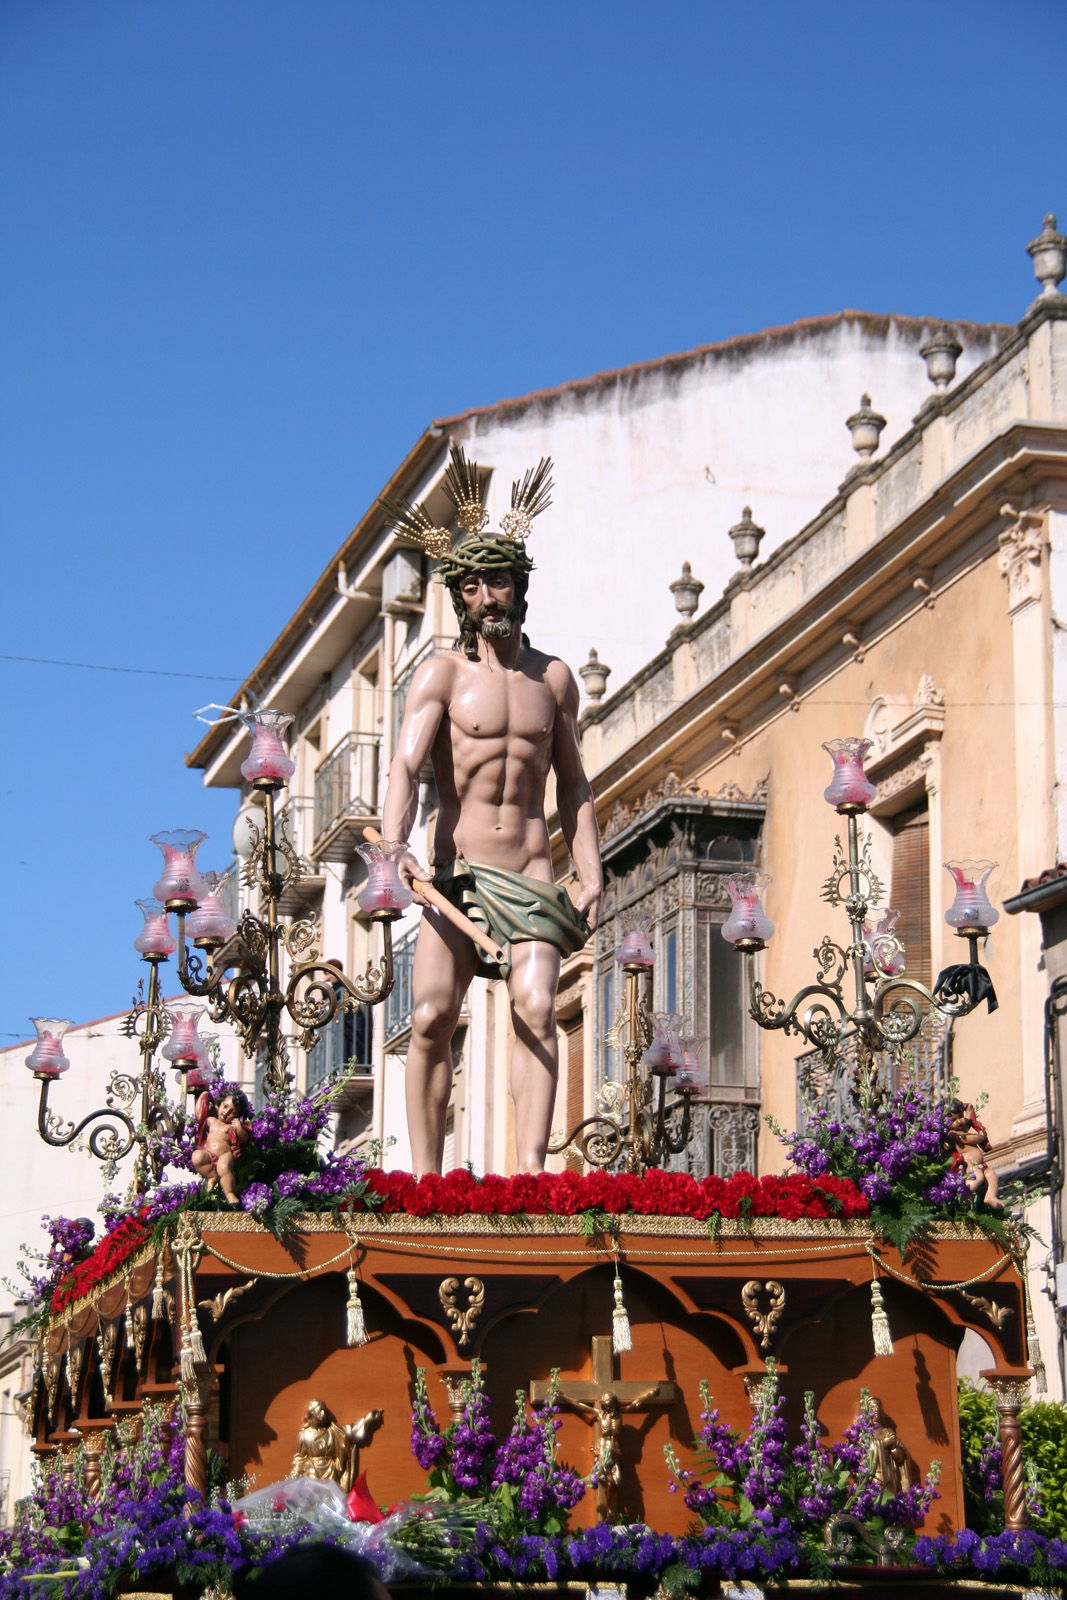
<box><xmin>549</xmin><ymin>923</ymin><xmax>706</xmax><ymax>1174</ymax></box>
<box><xmin>169</xmin><ymin>708</ymin><xmax>407</xmax><ymax>1098</ymax></box>
<box><xmin>722</xmin><ymin>736</ymin><xmax>999</xmax><ymax>1094</ymax></box>
<box><xmin>27</xmin><ymin>935</ymin><xmax>189</xmax><ymax>1193</ymax></box>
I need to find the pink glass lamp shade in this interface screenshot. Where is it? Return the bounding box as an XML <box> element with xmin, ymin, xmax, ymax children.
<box><xmin>25</xmin><ymin>1018</ymin><xmax>72</xmax><ymax>1078</ymax></box>
<box><xmin>185</xmin><ymin>872</ymin><xmax>237</xmax><ymax>947</ymax></box>
<box><xmin>822</xmin><ymin>737</ymin><xmax>877</xmax><ymax>810</ymax></box>
<box><xmin>185</xmin><ymin>1064</ymin><xmax>216</xmax><ymax>1090</ymax></box>
<box><xmin>133</xmin><ymin>898</ymin><xmax>176</xmax><ymax>960</ymax></box>
<box><xmin>151</xmin><ymin>829</ymin><xmax>208</xmax><ymax>910</ymax></box>
<box><xmin>614</xmin><ymin>917</ymin><xmax>654</xmax><ymax>968</ymax></box>
<box><xmin>162</xmin><ymin>1007</ymin><xmax>210</xmax><ymax>1071</ymax></box>
<box><xmin>674</xmin><ymin>1036</ymin><xmax>709</xmax><ymax>1095</ymax></box>
<box><xmin>355</xmin><ymin>841</ymin><xmax>414</xmax><ymax>914</ymax></box>
<box><xmin>239</xmin><ymin>709</ymin><xmax>296</xmax><ymax>787</ymax></box>
<box><xmin>642</xmin><ymin>1015</ymin><xmax>685</xmax><ymax>1077</ymax></box>
<box><xmin>721</xmin><ymin>872</ymin><xmax>775</xmax><ymax>947</ymax></box>
<box><xmin>944</xmin><ymin>860</ymin><xmax>1000</xmax><ymax>932</ymax></box>
<box><xmin>862</xmin><ymin>910</ymin><xmax>906</xmax><ymax>978</ymax></box>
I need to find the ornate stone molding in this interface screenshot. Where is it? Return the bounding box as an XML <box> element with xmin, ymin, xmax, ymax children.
<box><xmin>998</xmin><ymin>504</ymin><xmax>1048</xmax><ymax>612</ymax></box>
<box><xmin>602</xmin><ymin>772</ymin><xmax>767</xmax><ymax>845</ymax></box>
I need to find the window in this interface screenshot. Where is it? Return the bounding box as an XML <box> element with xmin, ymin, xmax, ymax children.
<box><xmin>593</xmin><ymin>780</ymin><xmax>766</xmax><ymax>1173</ymax></box>
<box><xmin>890</xmin><ymin>803</ymin><xmax>931</xmax><ymax>985</ymax></box>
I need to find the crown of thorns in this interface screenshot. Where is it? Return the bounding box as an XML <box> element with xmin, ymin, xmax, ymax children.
<box><xmin>379</xmin><ymin>443</ymin><xmax>552</xmax><ymax>580</ymax></box>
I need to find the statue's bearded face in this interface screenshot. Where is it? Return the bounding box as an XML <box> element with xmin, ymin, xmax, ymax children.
<box><xmin>457</xmin><ymin>570</ymin><xmax>519</xmax><ymax>640</ymax></box>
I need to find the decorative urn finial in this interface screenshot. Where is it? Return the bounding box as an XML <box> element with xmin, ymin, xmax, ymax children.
<box><xmin>846</xmin><ymin>394</ymin><xmax>887</xmax><ymax>460</ymax></box>
<box><xmin>669</xmin><ymin>561</ymin><xmax>705</xmax><ymax>618</ymax></box>
<box><xmin>1027</xmin><ymin>213</ymin><xmax>1067</xmax><ymax>301</ymax></box>
<box><xmin>579</xmin><ymin>647</ymin><xmax>611</xmax><ymax>702</ymax></box>
<box><xmin>919</xmin><ymin>324</ymin><xmax>963</xmax><ymax>390</ymax></box>
<box><xmin>727</xmin><ymin>509</ymin><xmax>765</xmax><ymax>570</ymax></box>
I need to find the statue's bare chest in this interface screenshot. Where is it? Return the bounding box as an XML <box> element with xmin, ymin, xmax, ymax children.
<box><xmin>448</xmin><ymin>663</ymin><xmax>554</xmax><ymax>744</ymax></box>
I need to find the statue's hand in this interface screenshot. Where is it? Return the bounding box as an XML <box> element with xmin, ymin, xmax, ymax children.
<box><xmin>575</xmin><ymin>880</ymin><xmax>603</xmax><ymax>933</ymax></box>
<box><xmin>395</xmin><ymin>847</ymin><xmax>431</xmax><ymax>900</ymax></box>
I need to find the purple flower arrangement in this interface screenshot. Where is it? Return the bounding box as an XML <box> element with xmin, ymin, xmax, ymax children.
<box><xmin>410</xmin><ymin>1363</ymin><xmax>586</xmax><ymax>1538</ymax></box>
<box><xmin>772</xmin><ymin>1080</ymin><xmax>991</xmax><ymax>1242</ymax></box>
<box><xmin>665</xmin><ymin>1368</ymin><xmax>941</xmax><ymax>1562</ymax></box>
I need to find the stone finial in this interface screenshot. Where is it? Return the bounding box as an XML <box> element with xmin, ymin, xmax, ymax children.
<box><xmin>919</xmin><ymin>325</ymin><xmax>963</xmax><ymax>390</ymax></box>
<box><xmin>1027</xmin><ymin>213</ymin><xmax>1067</xmax><ymax>301</ymax></box>
<box><xmin>578</xmin><ymin>647</ymin><xmax>611</xmax><ymax>702</ymax></box>
<box><xmin>846</xmin><ymin>394</ymin><xmax>887</xmax><ymax>460</ymax></box>
<box><xmin>669</xmin><ymin>561</ymin><xmax>705</xmax><ymax>617</ymax></box>
<box><xmin>727</xmin><ymin>508</ymin><xmax>764</xmax><ymax>570</ymax></box>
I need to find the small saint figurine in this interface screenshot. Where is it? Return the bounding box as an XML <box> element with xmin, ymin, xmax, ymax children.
<box><xmin>868</xmin><ymin>1400</ymin><xmax>914</xmax><ymax>1495</ymax></box>
<box><xmin>946</xmin><ymin>1099</ymin><xmax>1003</xmax><ymax>1209</ymax></box>
<box><xmin>191</xmin><ymin>1088</ymin><xmax>252</xmax><ymax>1205</ymax></box>
<box><xmin>289</xmin><ymin>1398</ymin><xmax>384</xmax><ymax>1494</ymax></box>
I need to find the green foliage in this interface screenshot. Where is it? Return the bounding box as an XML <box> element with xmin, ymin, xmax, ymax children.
<box><xmin>1021</xmin><ymin>1398</ymin><xmax>1067</xmax><ymax>1538</ymax></box>
<box><xmin>958</xmin><ymin>1377</ymin><xmax>1067</xmax><ymax>1538</ymax></box>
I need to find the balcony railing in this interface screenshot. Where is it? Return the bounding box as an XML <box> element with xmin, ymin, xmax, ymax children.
<box><xmin>794</xmin><ymin>1018</ymin><xmax>953</xmax><ymax>1131</ymax></box>
<box><xmin>384</xmin><ymin>929</ymin><xmax>417</xmax><ymax>1042</ymax></box>
<box><xmin>661</xmin><ymin>1100</ymin><xmax>761</xmax><ymax>1179</ymax></box>
<box><xmin>312</xmin><ymin>733</ymin><xmax>381</xmax><ymax>862</ymax></box>
<box><xmin>307</xmin><ymin>994</ymin><xmax>373</xmax><ymax>1092</ymax></box>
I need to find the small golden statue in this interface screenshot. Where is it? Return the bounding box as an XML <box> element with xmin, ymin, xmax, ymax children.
<box><xmin>289</xmin><ymin>1398</ymin><xmax>384</xmax><ymax>1494</ymax></box>
<box><xmin>868</xmin><ymin>1400</ymin><xmax>914</xmax><ymax>1495</ymax></box>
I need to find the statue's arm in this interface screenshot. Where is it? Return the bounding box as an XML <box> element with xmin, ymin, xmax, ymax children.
<box><xmin>382</xmin><ymin>654</ymin><xmax>451</xmax><ymax>881</ymax></box>
<box><xmin>550</xmin><ymin>662</ymin><xmax>603</xmax><ymax>931</ymax></box>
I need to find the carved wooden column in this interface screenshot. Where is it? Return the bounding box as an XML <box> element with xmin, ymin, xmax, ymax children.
<box><xmin>984</xmin><ymin>1374</ymin><xmax>1031</xmax><ymax>1531</ymax></box>
<box><xmin>182</xmin><ymin>1370</ymin><xmax>212</xmax><ymax>1495</ymax></box>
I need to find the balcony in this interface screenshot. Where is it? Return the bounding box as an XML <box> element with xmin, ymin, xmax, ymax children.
<box><xmin>312</xmin><ymin>733</ymin><xmax>381</xmax><ymax>862</ymax></box>
<box><xmin>794</xmin><ymin>1019</ymin><xmax>953</xmax><ymax>1130</ymax></box>
<box><xmin>384</xmin><ymin>928</ymin><xmax>417</xmax><ymax>1043</ymax></box>
<box><xmin>306</xmin><ymin>994</ymin><xmax>373</xmax><ymax>1096</ymax></box>
<box><xmin>274</xmin><ymin>795</ymin><xmax>326</xmax><ymax>915</ymax></box>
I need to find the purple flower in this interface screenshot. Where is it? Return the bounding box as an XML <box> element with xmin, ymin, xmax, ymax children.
<box><xmin>240</xmin><ymin>1182</ymin><xmax>273</xmax><ymax>1216</ymax></box>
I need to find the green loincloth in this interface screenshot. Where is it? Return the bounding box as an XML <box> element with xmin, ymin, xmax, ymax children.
<box><xmin>431</xmin><ymin>857</ymin><xmax>590</xmax><ymax>980</ymax></box>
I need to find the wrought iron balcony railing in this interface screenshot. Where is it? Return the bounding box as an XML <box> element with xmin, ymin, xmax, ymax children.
<box><xmin>794</xmin><ymin>1015</ymin><xmax>953</xmax><ymax>1131</ymax></box>
<box><xmin>312</xmin><ymin>733</ymin><xmax>381</xmax><ymax>862</ymax></box>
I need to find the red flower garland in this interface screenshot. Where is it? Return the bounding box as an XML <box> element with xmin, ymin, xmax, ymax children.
<box><xmin>359</xmin><ymin>1167</ymin><xmax>868</xmax><ymax>1222</ymax></box>
<box><xmin>50</xmin><ymin>1212</ymin><xmax>151</xmax><ymax>1314</ymax></box>
<box><xmin>47</xmin><ymin>1171</ymin><xmax>867</xmax><ymax>1314</ymax></box>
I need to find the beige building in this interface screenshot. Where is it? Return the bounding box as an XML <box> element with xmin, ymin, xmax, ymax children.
<box><xmin>187</xmin><ymin>221</ymin><xmax>1066</xmax><ymax>1386</ymax></box>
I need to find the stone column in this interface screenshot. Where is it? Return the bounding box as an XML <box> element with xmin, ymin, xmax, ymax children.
<box><xmin>999</xmin><ymin>505</ymin><xmax>1054</xmax><ymax>1133</ymax></box>
<box><xmin>983</xmin><ymin>1374</ymin><xmax>1031</xmax><ymax>1531</ymax></box>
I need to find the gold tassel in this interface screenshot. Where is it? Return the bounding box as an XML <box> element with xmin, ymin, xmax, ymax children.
<box><xmin>870</xmin><ymin>1278</ymin><xmax>894</xmax><ymax>1356</ymax></box>
<box><xmin>346</xmin><ymin>1265</ymin><xmax>368</xmax><ymax>1347</ymax></box>
<box><xmin>611</xmin><ymin>1271</ymin><xmax>632</xmax><ymax>1353</ymax></box>
<box><xmin>151</xmin><ymin>1252</ymin><xmax>166</xmax><ymax>1320</ymax></box>
<box><xmin>123</xmin><ymin>1276</ymin><xmax>135</xmax><ymax>1351</ymax></box>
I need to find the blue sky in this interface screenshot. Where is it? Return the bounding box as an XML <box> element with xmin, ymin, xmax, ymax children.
<box><xmin>1</xmin><ymin>0</ymin><xmax>1064</xmax><ymax>1041</ymax></box>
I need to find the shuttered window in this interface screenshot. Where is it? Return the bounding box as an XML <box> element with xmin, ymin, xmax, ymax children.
<box><xmin>891</xmin><ymin>806</ymin><xmax>930</xmax><ymax>985</ymax></box>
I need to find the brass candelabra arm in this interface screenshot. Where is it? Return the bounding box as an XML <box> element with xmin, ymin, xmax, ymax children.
<box><xmin>546</xmin><ymin>1111</ymin><xmax>625</xmax><ymax>1169</ymax></box>
<box><xmin>285</xmin><ymin>958</ymin><xmax>361</xmax><ymax>1051</ymax></box>
<box><xmin>654</xmin><ymin>1088</ymin><xmax>694</xmax><ymax>1160</ymax></box>
<box><xmin>36</xmin><ymin>1077</ymin><xmax>137</xmax><ymax>1163</ymax></box>
<box><xmin>749</xmin><ymin>976</ymin><xmax>850</xmax><ymax>1050</ymax></box>
<box><xmin>336</xmin><ymin>912</ymin><xmax>399</xmax><ymax>1005</ymax></box>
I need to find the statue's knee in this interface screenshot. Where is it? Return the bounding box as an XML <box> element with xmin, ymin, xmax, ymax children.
<box><xmin>411</xmin><ymin>998</ymin><xmax>459</xmax><ymax>1047</ymax></box>
<box><xmin>512</xmin><ymin>987</ymin><xmax>556</xmax><ymax>1040</ymax></box>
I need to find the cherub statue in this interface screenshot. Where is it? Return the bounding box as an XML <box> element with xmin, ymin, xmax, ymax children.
<box><xmin>946</xmin><ymin>1099</ymin><xmax>1003</xmax><ymax>1209</ymax></box>
<box><xmin>191</xmin><ymin>1088</ymin><xmax>251</xmax><ymax>1205</ymax></box>
<box><xmin>289</xmin><ymin>1398</ymin><xmax>384</xmax><ymax>1494</ymax></box>
<box><xmin>868</xmin><ymin>1400</ymin><xmax>914</xmax><ymax>1494</ymax></box>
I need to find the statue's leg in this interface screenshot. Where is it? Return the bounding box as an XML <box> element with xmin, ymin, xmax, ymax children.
<box><xmin>191</xmin><ymin>1149</ymin><xmax>217</xmax><ymax>1190</ymax></box>
<box><xmin>506</xmin><ymin>940</ymin><xmax>562</xmax><ymax>1173</ymax></box>
<box><xmin>406</xmin><ymin>909</ymin><xmax>479</xmax><ymax>1175</ymax></box>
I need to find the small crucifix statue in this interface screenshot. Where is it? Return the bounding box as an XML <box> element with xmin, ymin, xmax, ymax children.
<box><xmin>531</xmin><ymin>1334</ymin><xmax>675</xmax><ymax>1520</ymax></box>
